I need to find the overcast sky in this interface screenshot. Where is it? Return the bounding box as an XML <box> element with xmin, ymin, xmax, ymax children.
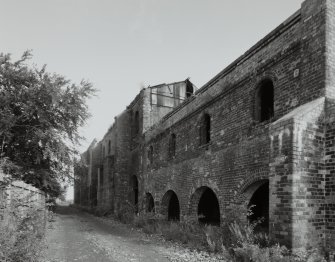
<box><xmin>1</xmin><ymin>0</ymin><xmax>303</xmax><ymax>152</ymax></box>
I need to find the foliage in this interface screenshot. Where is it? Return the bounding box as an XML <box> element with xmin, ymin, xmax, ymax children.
<box><xmin>126</xmin><ymin>205</ymin><xmax>328</xmax><ymax>261</ymax></box>
<box><xmin>0</xmin><ymin>191</ymin><xmax>46</xmax><ymax>262</ymax></box>
<box><xmin>0</xmin><ymin>51</ymin><xmax>96</xmax><ymax>196</ymax></box>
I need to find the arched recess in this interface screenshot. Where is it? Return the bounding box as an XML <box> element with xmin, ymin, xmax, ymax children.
<box><xmin>189</xmin><ymin>186</ymin><xmax>220</xmax><ymax>225</ymax></box>
<box><xmin>161</xmin><ymin>190</ymin><xmax>180</xmax><ymax>221</ymax></box>
<box><xmin>244</xmin><ymin>179</ymin><xmax>269</xmax><ymax>233</ymax></box>
<box><xmin>131</xmin><ymin>175</ymin><xmax>139</xmax><ymax>213</ymax></box>
<box><xmin>145</xmin><ymin>192</ymin><xmax>155</xmax><ymax>213</ymax></box>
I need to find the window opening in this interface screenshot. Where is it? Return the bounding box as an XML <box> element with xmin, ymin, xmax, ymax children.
<box><xmin>255</xmin><ymin>79</ymin><xmax>274</xmax><ymax>122</ymax></box>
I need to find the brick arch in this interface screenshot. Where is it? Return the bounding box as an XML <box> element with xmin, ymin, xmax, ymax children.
<box><xmin>161</xmin><ymin>190</ymin><xmax>180</xmax><ymax>221</ymax></box>
<box><xmin>189</xmin><ymin>186</ymin><xmax>221</xmax><ymax>225</ymax></box>
<box><xmin>235</xmin><ymin>171</ymin><xmax>268</xmax><ymax>203</ymax></box>
<box><xmin>242</xmin><ymin>179</ymin><xmax>269</xmax><ymax>203</ymax></box>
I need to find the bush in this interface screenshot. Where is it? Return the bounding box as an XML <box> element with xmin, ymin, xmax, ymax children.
<box><xmin>0</xmin><ymin>209</ymin><xmax>46</xmax><ymax>262</ymax></box>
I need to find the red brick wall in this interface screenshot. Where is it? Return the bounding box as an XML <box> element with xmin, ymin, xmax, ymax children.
<box><xmin>74</xmin><ymin>0</ymin><xmax>335</xmax><ymax>251</ymax></box>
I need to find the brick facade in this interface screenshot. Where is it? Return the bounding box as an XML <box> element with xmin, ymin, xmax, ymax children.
<box><xmin>74</xmin><ymin>0</ymin><xmax>335</xmax><ymax>250</ymax></box>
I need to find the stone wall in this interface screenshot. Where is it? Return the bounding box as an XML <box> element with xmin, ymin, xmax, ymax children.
<box><xmin>0</xmin><ymin>171</ymin><xmax>46</xmax><ymax>230</ymax></box>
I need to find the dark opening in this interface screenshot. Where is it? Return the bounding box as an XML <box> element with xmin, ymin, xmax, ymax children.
<box><xmin>248</xmin><ymin>181</ymin><xmax>269</xmax><ymax>233</ymax></box>
<box><xmin>200</xmin><ymin>113</ymin><xmax>211</xmax><ymax>145</ymax></box>
<box><xmin>146</xmin><ymin>193</ymin><xmax>155</xmax><ymax>212</ymax></box>
<box><xmin>168</xmin><ymin>192</ymin><xmax>180</xmax><ymax>221</ymax></box>
<box><xmin>186</xmin><ymin>79</ymin><xmax>194</xmax><ymax>98</ymax></box>
<box><xmin>256</xmin><ymin>79</ymin><xmax>274</xmax><ymax>122</ymax></box>
<box><xmin>134</xmin><ymin>111</ymin><xmax>140</xmax><ymax>135</ymax></box>
<box><xmin>169</xmin><ymin>134</ymin><xmax>176</xmax><ymax>158</ymax></box>
<box><xmin>108</xmin><ymin>140</ymin><xmax>111</xmax><ymax>154</ymax></box>
<box><xmin>99</xmin><ymin>167</ymin><xmax>104</xmax><ymax>186</ymax></box>
<box><xmin>132</xmin><ymin>176</ymin><xmax>139</xmax><ymax>213</ymax></box>
<box><xmin>148</xmin><ymin>145</ymin><xmax>153</xmax><ymax>165</ymax></box>
<box><xmin>198</xmin><ymin>188</ymin><xmax>220</xmax><ymax>225</ymax></box>
<box><xmin>86</xmin><ymin>151</ymin><xmax>90</xmax><ymax>163</ymax></box>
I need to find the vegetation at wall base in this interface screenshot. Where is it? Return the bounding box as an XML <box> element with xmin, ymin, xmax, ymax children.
<box><xmin>116</xmin><ymin>206</ymin><xmax>328</xmax><ymax>262</ymax></box>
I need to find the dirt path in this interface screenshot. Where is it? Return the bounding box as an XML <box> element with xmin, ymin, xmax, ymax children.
<box><xmin>44</xmin><ymin>206</ymin><xmax>224</xmax><ymax>262</ymax></box>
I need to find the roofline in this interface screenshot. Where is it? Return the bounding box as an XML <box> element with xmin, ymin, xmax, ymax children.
<box><xmin>159</xmin><ymin>9</ymin><xmax>301</xmax><ymax>123</ymax></box>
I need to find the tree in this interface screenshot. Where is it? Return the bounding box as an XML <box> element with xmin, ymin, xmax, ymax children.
<box><xmin>0</xmin><ymin>51</ymin><xmax>96</xmax><ymax>197</ymax></box>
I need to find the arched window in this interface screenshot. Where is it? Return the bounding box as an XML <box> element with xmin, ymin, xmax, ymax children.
<box><xmin>148</xmin><ymin>145</ymin><xmax>154</xmax><ymax>164</ymax></box>
<box><xmin>255</xmin><ymin>79</ymin><xmax>274</xmax><ymax>122</ymax></box>
<box><xmin>200</xmin><ymin>113</ymin><xmax>211</xmax><ymax>145</ymax></box>
<box><xmin>134</xmin><ymin>111</ymin><xmax>140</xmax><ymax>135</ymax></box>
<box><xmin>168</xmin><ymin>133</ymin><xmax>176</xmax><ymax>158</ymax></box>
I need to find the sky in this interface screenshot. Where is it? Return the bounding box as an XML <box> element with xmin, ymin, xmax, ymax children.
<box><xmin>0</xmin><ymin>0</ymin><xmax>303</xmax><ymax>199</ymax></box>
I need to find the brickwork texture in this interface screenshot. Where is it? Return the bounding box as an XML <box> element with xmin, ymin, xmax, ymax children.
<box><xmin>74</xmin><ymin>0</ymin><xmax>335</xmax><ymax>251</ymax></box>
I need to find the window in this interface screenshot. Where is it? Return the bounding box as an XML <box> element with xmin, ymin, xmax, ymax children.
<box><xmin>109</xmin><ymin>155</ymin><xmax>115</xmax><ymax>168</ymax></box>
<box><xmin>102</xmin><ymin>146</ymin><xmax>105</xmax><ymax>158</ymax></box>
<box><xmin>168</xmin><ymin>134</ymin><xmax>176</xmax><ymax>158</ymax></box>
<box><xmin>200</xmin><ymin>113</ymin><xmax>211</xmax><ymax>145</ymax></box>
<box><xmin>108</xmin><ymin>140</ymin><xmax>111</xmax><ymax>154</ymax></box>
<box><xmin>255</xmin><ymin>79</ymin><xmax>274</xmax><ymax>122</ymax></box>
<box><xmin>99</xmin><ymin>167</ymin><xmax>104</xmax><ymax>186</ymax></box>
<box><xmin>86</xmin><ymin>151</ymin><xmax>90</xmax><ymax>164</ymax></box>
<box><xmin>134</xmin><ymin>111</ymin><xmax>140</xmax><ymax>135</ymax></box>
<box><xmin>148</xmin><ymin>145</ymin><xmax>154</xmax><ymax>164</ymax></box>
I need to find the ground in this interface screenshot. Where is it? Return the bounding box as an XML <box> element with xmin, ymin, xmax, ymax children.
<box><xmin>44</xmin><ymin>206</ymin><xmax>225</xmax><ymax>262</ymax></box>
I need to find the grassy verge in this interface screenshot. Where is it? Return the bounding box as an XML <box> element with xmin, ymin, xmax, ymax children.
<box><xmin>129</xmin><ymin>209</ymin><xmax>328</xmax><ymax>262</ymax></box>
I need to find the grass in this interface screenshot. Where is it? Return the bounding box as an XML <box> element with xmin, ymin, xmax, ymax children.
<box><xmin>127</xmin><ymin>206</ymin><xmax>329</xmax><ymax>262</ymax></box>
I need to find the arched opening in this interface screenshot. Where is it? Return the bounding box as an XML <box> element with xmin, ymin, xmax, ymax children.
<box><xmin>255</xmin><ymin>79</ymin><xmax>274</xmax><ymax>122</ymax></box>
<box><xmin>247</xmin><ymin>181</ymin><xmax>269</xmax><ymax>233</ymax></box>
<box><xmin>162</xmin><ymin>190</ymin><xmax>180</xmax><ymax>221</ymax></box>
<box><xmin>131</xmin><ymin>176</ymin><xmax>139</xmax><ymax>213</ymax></box>
<box><xmin>145</xmin><ymin>193</ymin><xmax>155</xmax><ymax>212</ymax></box>
<box><xmin>196</xmin><ymin>187</ymin><xmax>220</xmax><ymax>225</ymax></box>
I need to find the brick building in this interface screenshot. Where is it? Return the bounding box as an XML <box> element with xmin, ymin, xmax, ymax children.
<box><xmin>74</xmin><ymin>0</ymin><xmax>335</xmax><ymax>250</ymax></box>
